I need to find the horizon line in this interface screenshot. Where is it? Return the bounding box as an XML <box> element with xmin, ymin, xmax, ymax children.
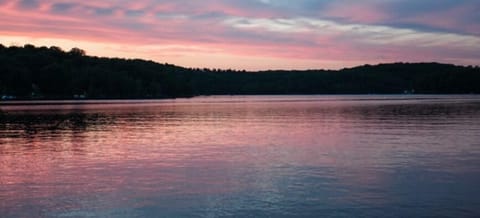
<box><xmin>2</xmin><ymin>42</ymin><xmax>478</xmax><ymax>72</ymax></box>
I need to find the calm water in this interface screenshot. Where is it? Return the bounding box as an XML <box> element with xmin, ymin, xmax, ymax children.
<box><xmin>1</xmin><ymin>95</ymin><xmax>480</xmax><ymax>217</ymax></box>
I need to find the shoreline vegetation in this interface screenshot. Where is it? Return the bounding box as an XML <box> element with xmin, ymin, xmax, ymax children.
<box><xmin>1</xmin><ymin>44</ymin><xmax>479</xmax><ymax>100</ymax></box>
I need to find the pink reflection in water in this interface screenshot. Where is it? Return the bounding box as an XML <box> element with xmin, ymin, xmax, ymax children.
<box><xmin>1</xmin><ymin>96</ymin><xmax>480</xmax><ymax>217</ymax></box>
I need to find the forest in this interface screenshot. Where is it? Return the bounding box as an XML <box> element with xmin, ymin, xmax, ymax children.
<box><xmin>1</xmin><ymin>44</ymin><xmax>479</xmax><ymax>99</ymax></box>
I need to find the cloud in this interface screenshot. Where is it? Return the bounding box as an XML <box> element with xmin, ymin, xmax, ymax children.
<box><xmin>17</xmin><ymin>0</ymin><xmax>39</xmax><ymax>9</ymax></box>
<box><xmin>50</xmin><ymin>3</ymin><xmax>75</xmax><ymax>13</ymax></box>
<box><xmin>224</xmin><ymin>16</ymin><xmax>480</xmax><ymax>49</ymax></box>
<box><xmin>321</xmin><ymin>1</ymin><xmax>388</xmax><ymax>23</ymax></box>
<box><xmin>0</xmin><ymin>0</ymin><xmax>478</xmax><ymax>70</ymax></box>
<box><xmin>124</xmin><ymin>9</ymin><xmax>144</xmax><ymax>17</ymax></box>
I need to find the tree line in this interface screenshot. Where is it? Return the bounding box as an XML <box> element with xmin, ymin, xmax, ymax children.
<box><xmin>1</xmin><ymin>44</ymin><xmax>479</xmax><ymax>99</ymax></box>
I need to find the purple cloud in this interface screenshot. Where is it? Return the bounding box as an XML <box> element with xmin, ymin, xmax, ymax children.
<box><xmin>0</xmin><ymin>0</ymin><xmax>478</xmax><ymax>70</ymax></box>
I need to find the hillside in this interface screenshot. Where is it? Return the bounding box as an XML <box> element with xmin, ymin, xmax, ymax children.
<box><xmin>1</xmin><ymin>44</ymin><xmax>479</xmax><ymax>99</ymax></box>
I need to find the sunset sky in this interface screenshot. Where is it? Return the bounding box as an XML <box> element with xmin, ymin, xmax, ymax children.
<box><xmin>1</xmin><ymin>0</ymin><xmax>479</xmax><ymax>70</ymax></box>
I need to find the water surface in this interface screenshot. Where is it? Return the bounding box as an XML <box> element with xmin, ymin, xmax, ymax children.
<box><xmin>1</xmin><ymin>95</ymin><xmax>480</xmax><ymax>217</ymax></box>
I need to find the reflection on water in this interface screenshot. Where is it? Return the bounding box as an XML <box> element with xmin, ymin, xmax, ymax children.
<box><xmin>1</xmin><ymin>95</ymin><xmax>480</xmax><ymax>217</ymax></box>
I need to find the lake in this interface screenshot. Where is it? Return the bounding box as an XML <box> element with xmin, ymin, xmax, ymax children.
<box><xmin>1</xmin><ymin>95</ymin><xmax>480</xmax><ymax>217</ymax></box>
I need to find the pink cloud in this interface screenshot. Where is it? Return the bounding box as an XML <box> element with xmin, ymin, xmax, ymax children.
<box><xmin>0</xmin><ymin>0</ymin><xmax>479</xmax><ymax>70</ymax></box>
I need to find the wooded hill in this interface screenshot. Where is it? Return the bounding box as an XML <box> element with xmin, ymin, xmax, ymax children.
<box><xmin>1</xmin><ymin>44</ymin><xmax>479</xmax><ymax>99</ymax></box>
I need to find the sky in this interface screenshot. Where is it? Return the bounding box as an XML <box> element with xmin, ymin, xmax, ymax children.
<box><xmin>0</xmin><ymin>0</ymin><xmax>479</xmax><ymax>70</ymax></box>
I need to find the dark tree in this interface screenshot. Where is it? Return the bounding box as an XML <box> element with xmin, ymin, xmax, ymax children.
<box><xmin>69</xmin><ymin>47</ymin><xmax>86</xmax><ymax>56</ymax></box>
<box><xmin>0</xmin><ymin>45</ymin><xmax>479</xmax><ymax>100</ymax></box>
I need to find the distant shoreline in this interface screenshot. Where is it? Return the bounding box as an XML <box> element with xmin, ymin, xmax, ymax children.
<box><xmin>2</xmin><ymin>45</ymin><xmax>479</xmax><ymax>99</ymax></box>
<box><xmin>1</xmin><ymin>94</ymin><xmax>479</xmax><ymax>105</ymax></box>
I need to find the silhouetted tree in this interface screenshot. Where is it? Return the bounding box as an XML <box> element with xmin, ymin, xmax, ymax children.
<box><xmin>24</xmin><ymin>44</ymin><xmax>35</xmax><ymax>49</ymax></box>
<box><xmin>0</xmin><ymin>45</ymin><xmax>479</xmax><ymax>100</ymax></box>
<box><xmin>69</xmin><ymin>47</ymin><xmax>86</xmax><ymax>56</ymax></box>
<box><xmin>49</xmin><ymin>46</ymin><xmax>63</xmax><ymax>52</ymax></box>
